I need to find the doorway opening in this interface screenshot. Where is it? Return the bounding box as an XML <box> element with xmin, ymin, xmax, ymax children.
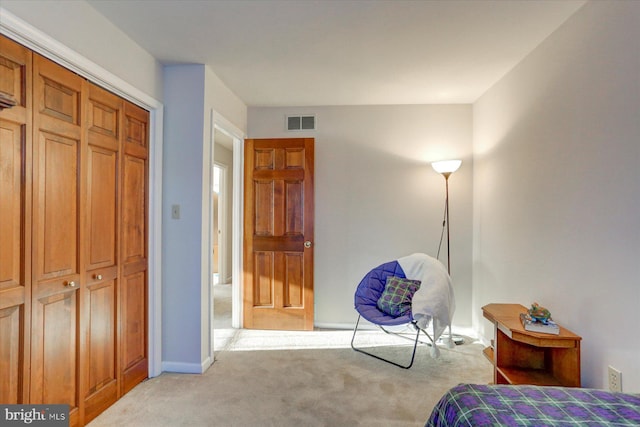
<box><xmin>211</xmin><ymin>121</ymin><xmax>243</xmax><ymax>353</ymax></box>
<box><xmin>212</xmin><ymin>164</ymin><xmax>224</xmax><ymax>285</ymax></box>
<box><xmin>213</xmin><ymin>162</ymin><xmax>231</xmax><ymax>331</ymax></box>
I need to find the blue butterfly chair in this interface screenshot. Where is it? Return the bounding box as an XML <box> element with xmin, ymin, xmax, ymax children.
<box><xmin>350</xmin><ymin>259</ymin><xmax>439</xmax><ymax>369</ymax></box>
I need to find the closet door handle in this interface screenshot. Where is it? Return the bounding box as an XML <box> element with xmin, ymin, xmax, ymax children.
<box><xmin>66</xmin><ymin>281</ymin><xmax>77</xmax><ymax>288</ymax></box>
<box><xmin>95</xmin><ymin>274</ymin><xmax>103</xmax><ymax>280</ymax></box>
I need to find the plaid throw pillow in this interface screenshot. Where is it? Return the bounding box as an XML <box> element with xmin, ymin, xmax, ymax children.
<box><xmin>376</xmin><ymin>276</ymin><xmax>421</xmax><ymax>317</ymax></box>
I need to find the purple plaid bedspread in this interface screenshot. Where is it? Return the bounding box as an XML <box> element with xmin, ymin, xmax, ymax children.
<box><xmin>425</xmin><ymin>384</ymin><xmax>640</xmax><ymax>426</ymax></box>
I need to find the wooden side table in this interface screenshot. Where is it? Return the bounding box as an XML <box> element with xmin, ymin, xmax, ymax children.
<box><xmin>482</xmin><ymin>303</ymin><xmax>582</xmax><ymax>387</ymax></box>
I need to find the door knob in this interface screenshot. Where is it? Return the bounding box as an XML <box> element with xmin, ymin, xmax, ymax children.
<box><xmin>304</xmin><ymin>241</ymin><xmax>312</xmax><ymax>248</ymax></box>
<box><xmin>66</xmin><ymin>281</ymin><xmax>77</xmax><ymax>288</ymax></box>
<box><xmin>95</xmin><ymin>274</ymin><xmax>103</xmax><ymax>280</ymax></box>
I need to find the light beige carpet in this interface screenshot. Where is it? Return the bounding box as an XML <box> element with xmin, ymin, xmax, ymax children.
<box><xmin>89</xmin><ymin>332</ymin><xmax>492</xmax><ymax>427</ymax></box>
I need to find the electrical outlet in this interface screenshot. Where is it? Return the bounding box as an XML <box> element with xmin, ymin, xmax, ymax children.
<box><xmin>608</xmin><ymin>366</ymin><xmax>622</xmax><ymax>392</ymax></box>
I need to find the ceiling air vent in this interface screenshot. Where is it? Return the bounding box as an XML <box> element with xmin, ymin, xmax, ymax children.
<box><xmin>286</xmin><ymin>114</ymin><xmax>315</xmax><ymax>131</ymax></box>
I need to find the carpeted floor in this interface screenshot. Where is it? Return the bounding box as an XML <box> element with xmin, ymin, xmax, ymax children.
<box><xmin>88</xmin><ymin>284</ymin><xmax>492</xmax><ymax>426</ymax></box>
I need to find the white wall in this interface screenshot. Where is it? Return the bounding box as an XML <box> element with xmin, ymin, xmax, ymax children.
<box><xmin>162</xmin><ymin>64</ymin><xmax>247</xmax><ymax>372</ymax></box>
<box><xmin>248</xmin><ymin>105</ymin><xmax>473</xmax><ymax>327</ymax></box>
<box><xmin>2</xmin><ymin>0</ymin><xmax>163</xmax><ymax>101</ymax></box>
<box><xmin>205</xmin><ymin>67</ymin><xmax>248</xmax><ymax>135</ymax></box>
<box><xmin>162</xmin><ymin>65</ymin><xmax>209</xmax><ymax>371</ymax></box>
<box><xmin>473</xmin><ymin>0</ymin><xmax>640</xmax><ymax>391</ymax></box>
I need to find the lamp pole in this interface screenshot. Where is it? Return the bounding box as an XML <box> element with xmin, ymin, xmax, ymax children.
<box><xmin>430</xmin><ymin>160</ymin><xmax>461</xmax><ymax>347</ymax></box>
<box><xmin>443</xmin><ymin>172</ymin><xmax>451</xmax><ymax>275</ymax></box>
<box><xmin>431</xmin><ymin>159</ymin><xmax>461</xmax><ymax>276</ymax></box>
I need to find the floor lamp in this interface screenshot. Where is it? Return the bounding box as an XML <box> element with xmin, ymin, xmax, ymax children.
<box><xmin>431</xmin><ymin>160</ymin><xmax>462</xmax><ymax>275</ymax></box>
<box><xmin>432</xmin><ymin>159</ymin><xmax>463</xmax><ymax>346</ymax></box>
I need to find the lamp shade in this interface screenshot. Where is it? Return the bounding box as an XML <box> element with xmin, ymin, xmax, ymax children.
<box><xmin>431</xmin><ymin>160</ymin><xmax>462</xmax><ymax>175</ymax></box>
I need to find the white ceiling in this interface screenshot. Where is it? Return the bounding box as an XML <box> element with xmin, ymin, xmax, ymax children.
<box><xmin>87</xmin><ymin>0</ymin><xmax>586</xmax><ymax>107</ymax></box>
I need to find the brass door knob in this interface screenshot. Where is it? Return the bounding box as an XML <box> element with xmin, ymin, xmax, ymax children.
<box><xmin>304</xmin><ymin>241</ymin><xmax>312</xmax><ymax>248</ymax></box>
<box><xmin>95</xmin><ymin>274</ymin><xmax>103</xmax><ymax>280</ymax></box>
<box><xmin>66</xmin><ymin>281</ymin><xmax>77</xmax><ymax>288</ymax></box>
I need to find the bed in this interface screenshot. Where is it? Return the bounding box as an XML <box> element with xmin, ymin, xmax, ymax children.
<box><xmin>425</xmin><ymin>384</ymin><xmax>640</xmax><ymax>427</ymax></box>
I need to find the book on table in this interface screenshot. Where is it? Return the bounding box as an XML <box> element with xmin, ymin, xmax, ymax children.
<box><xmin>519</xmin><ymin>313</ymin><xmax>560</xmax><ymax>335</ymax></box>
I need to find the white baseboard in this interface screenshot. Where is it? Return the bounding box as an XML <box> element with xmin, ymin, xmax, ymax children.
<box><xmin>162</xmin><ymin>356</ymin><xmax>212</xmax><ymax>374</ymax></box>
<box><xmin>201</xmin><ymin>356</ymin><xmax>213</xmax><ymax>372</ymax></box>
<box><xmin>314</xmin><ymin>322</ymin><xmax>375</xmax><ymax>330</ymax></box>
<box><xmin>315</xmin><ymin>322</ymin><xmax>481</xmax><ymax>337</ymax></box>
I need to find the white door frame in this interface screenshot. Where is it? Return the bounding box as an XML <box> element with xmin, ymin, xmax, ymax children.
<box><xmin>211</xmin><ymin>114</ymin><xmax>245</xmax><ymax>334</ymax></box>
<box><xmin>1</xmin><ymin>9</ymin><xmax>164</xmax><ymax>377</ymax></box>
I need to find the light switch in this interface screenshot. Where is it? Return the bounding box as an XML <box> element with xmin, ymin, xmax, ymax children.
<box><xmin>171</xmin><ymin>204</ymin><xmax>180</xmax><ymax>219</ymax></box>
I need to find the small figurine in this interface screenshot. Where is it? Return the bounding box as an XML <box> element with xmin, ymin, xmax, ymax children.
<box><xmin>528</xmin><ymin>302</ymin><xmax>552</xmax><ymax>324</ymax></box>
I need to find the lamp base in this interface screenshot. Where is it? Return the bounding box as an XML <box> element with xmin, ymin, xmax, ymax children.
<box><xmin>436</xmin><ymin>335</ymin><xmax>465</xmax><ymax>346</ymax></box>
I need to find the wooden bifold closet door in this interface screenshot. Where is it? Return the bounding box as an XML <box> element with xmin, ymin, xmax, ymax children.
<box><xmin>0</xmin><ymin>35</ymin><xmax>149</xmax><ymax>426</ymax></box>
<box><xmin>0</xmin><ymin>32</ymin><xmax>32</xmax><ymax>407</ymax></box>
<box><xmin>30</xmin><ymin>49</ymin><xmax>85</xmax><ymax>426</ymax></box>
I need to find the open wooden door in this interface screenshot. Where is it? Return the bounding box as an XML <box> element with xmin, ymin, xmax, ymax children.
<box><xmin>243</xmin><ymin>138</ymin><xmax>314</xmax><ymax>330</ymax></box>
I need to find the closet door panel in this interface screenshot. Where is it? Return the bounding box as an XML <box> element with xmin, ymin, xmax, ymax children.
<box><xmin>0</xmin><ymin>121</ymin><xmax>24</xmax><ymax>292</ymax></box>
<box><xmin>120</xmin><ymin>102</ymin><xmax>148</xmax><ymax>395</ymax></box>
<box><xmin>0</xmin><ymin>121</ymin><xmax>24</xmax><ymax>289</ymax></box>
<box><xmin>87</xmin><ymin>146</ymin><xmax>117</xmax><ymax>269</ymax></box>
<box><xmin>0</xmin><ymin>34</ymin><xmax>29</xmax><ymax>123</ymax></box>
<box><xmin>0</xmin><ymin>47</ymin><xmax>26</xmax><ymax>105</ymax></box>
<box><xmin>84</xmin><ymin>275</ymin><xmax>117</xmax><ymax>422</ymax></box>
<box><xmin>120</xmin><ymin>270</ymin><xmax>147</xmax><ymax>393</ymax></box>
<box><xmin>83</xmin><ymin>84</ymin><xmax>120</xmax><ymax>423</ymax></box>
<box><xmin>0</xmin><ymin>306</ymin><xmax>23</xmax><ymax>404</ymax></box>
<box><xmin>122</xmin><ymin>155</ymin><xmax>146</xmax><ymax>266</ymax></box>
<box><xmin>35</xmin><ymin>131</ymin><xmax>79</xmax><ymax>279</ymax></box>
<box><xmin>0</xmin><ymin>120</ymin><xmax>26</xmax><ymax>407</ymax></box>
<box><xmin>0</xmin><ymin>34</ymin><xmax>31</xmax><ymax>405</ymax></box>
<box><xmin>31</xmin><ymin>54</ymin><xmax>83</xmax><ymax>426</ymax></box>
<box><xmin>30</xmin><ymin>290</ymin><xmax>81</xmax><ymax>427</ymax></box>
<box><xmin>31</xmin><ymin>291</ymin><xmax>78</xmax><ymax>404</ymax></box>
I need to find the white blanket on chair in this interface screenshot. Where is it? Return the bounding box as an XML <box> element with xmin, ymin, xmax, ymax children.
<box><xmin>398</xmin><ymin>253</ymin><xmax>455</xmax><ymax>342</ymax></box>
